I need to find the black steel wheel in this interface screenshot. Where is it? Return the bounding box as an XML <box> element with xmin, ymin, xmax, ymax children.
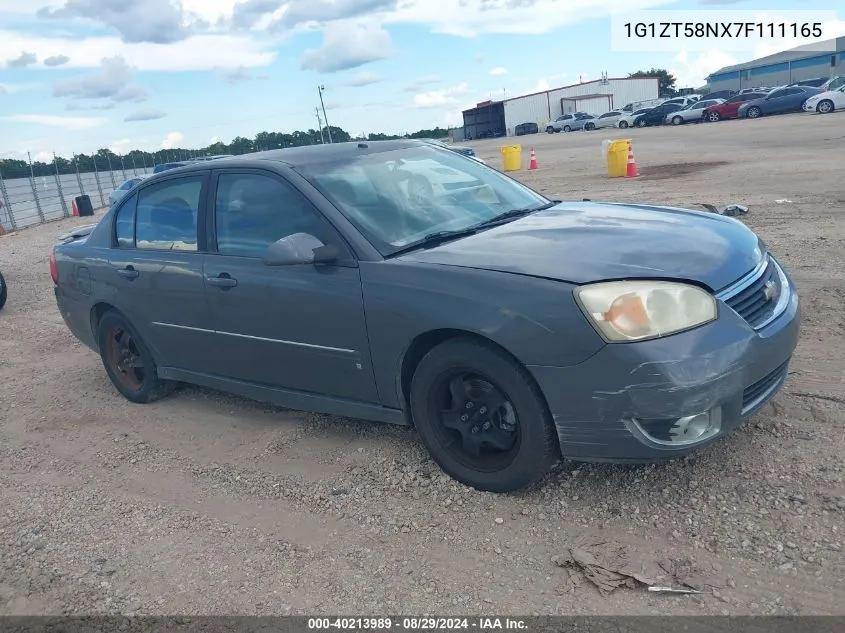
<box><xmin>97</xmin><ymin>310</ymin><xmax>176</xmax><ymax>404</ymax></box>
<box><xmin>0</xmin><ymin>271</ymin><xmax>7</xmax><ymax>311</ymax></box>
<box><xmin>409</xmin><ymin>338</ymin><xmax>559</xmax><ymax>493</ymax></box>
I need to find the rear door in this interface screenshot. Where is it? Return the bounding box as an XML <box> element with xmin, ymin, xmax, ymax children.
<box><xmin>201</xmin><ymin>167</ymin><xmax>379</xmax><ymax>402</ymax></box>
<box><xmin>107</xmin><ymin>171</ymin><xmax>218</xmax><ymax>372</ymax></box>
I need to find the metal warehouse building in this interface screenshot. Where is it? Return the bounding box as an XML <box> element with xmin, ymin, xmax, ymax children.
<box><xmin>707</xmin><ymin>36</ymin><xmax>845</xmax><ymax>93</ymax></box>
<box><xmin>460</xmin><ymin>76</ymin><xmax>659</xmax><ymax>139</ymax></box>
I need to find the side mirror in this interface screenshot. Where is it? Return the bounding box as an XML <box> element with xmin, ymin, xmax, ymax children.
<box><xmin>263</xmin><ymin>233</ymin><xmax>339</xmax><ymax>266</ymax></box>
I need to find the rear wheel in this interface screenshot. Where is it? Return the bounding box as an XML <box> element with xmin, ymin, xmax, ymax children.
<box><xmin>817</xmin><ymin>99</ymin><xmax>834</xmax><ymax>114</ymax></box>
<box><xmin>563</xmin><ymin>125</ymin><xmax>571</xmax><ymax>132</ymax></box>
<box><xmin>97</xmin><ymin>310</ymin><xmax>176</xmax><ymax>404</ymax></box>
<box><xmin>635</xmin><ymin>118</ymin><xmax>647</xmax><ymax>128</ymax></box>
<box><xmin>584</xmin><ymin>122</ymin><xmax>595</xmax><ymax>131</ymax></box>
<box><xmin>671</xmin><ymin>115</ymin><xmax>683</xmax><ymax>125</ymax></box>
<box><xmin>707</xmin><ymin>111</ymin><xmax>721</xmax><ymax>122</ymax></box>
<box><xmin>746</xmin><ymin>106</ymin><xmax>761</xmax><ymax>119</ymax></box>
<box><xmin>409</xmin><ymin>338</ymin><xmax>560</xmax><ymax>493</ymax></box>
<box><xmin>546</xmin><ymin>126</ymin><xmax>555</xmax><ymax>134</ymax></box>
<box><xmin>0</xmin><ymin>271</ymin><xmax>7</xmax><ymax>311</ymax></box>
<box><xmin>618</xmin><ymin>120</ymin><xmax>629</xmax><ymax>129</ymax></box>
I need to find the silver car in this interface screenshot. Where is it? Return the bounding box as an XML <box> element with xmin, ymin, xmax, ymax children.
<box><xmin>546</xmin><ymin>112</ymin><xmax>596</xmax><ymax>133</ymax></box>
<box><xmin>108</xmin><ymin>176</ymin><xmax>147</xmax><ymax>207</ymax></box>
<box><xmin>666</xmin><ymin>99</ymin><xmax>725</xmax><ymax>125</ymax></box>
<box><xmin>592</xmin><ymin>111</ymin><xmax>625</xmax><ymax>129</ymax></box>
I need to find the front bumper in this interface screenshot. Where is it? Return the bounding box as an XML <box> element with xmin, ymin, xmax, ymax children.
<box><xmin>528</xmin><ymin>268</ymin><xmax>801</xmax><ymax>462</ymax></box>
<box><xmin>802</xmin><ymin>102</ymin><xmax>818</xmax><ymax>112</ymax></box>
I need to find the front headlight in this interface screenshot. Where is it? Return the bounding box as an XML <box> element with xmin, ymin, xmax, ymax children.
<box><xmin>575</xmin><ymin>280</ymin><xmax>717</xmax><ymax>342</ymax></box>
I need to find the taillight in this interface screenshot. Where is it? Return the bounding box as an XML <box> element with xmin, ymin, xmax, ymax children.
<box><xmin>49</xmin><ymin>248</ymin><xmax>58</xmax><ymax>285</ymax></box>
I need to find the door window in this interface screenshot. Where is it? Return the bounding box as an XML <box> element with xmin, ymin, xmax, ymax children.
<box><xmin>213</xmin><ymin>172</ymin><xmax>331</xmax><ymax>258</ymax></box>
<box><xmin>114</xmin><ymin>192</ymin><xmax>138</xmax><ymax>248</ymax></box>
<box><xmin>135</xmin><ymin>176</ymin><xmax>203</xmax><ymax>251</ymax></box>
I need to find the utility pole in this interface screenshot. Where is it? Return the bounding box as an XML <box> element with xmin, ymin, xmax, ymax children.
<box><xmin>315</xmin><ymin>107</ymin><xmax>325</xmax><ymax>144</ymax></box>
<box><xmin>318</xmin><ymin>84</ymin><xmax>333</xmax><ymax>143</ymax></box>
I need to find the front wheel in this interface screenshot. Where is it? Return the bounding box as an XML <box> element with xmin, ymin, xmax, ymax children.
<box><xmin>635</xmin><ymin>118</ymin><xmax>647</xmax><ymax>128</ymax></box>
<box><xmin>671</xmin><ymin>115</ymin><xmax>683</xmax><ymax>125</ymax></box>
<box><xmin>618</xmin><ymin>120</ymin><xmax>629</xmax><ymax>129</ymax></box>
<box><xmin>746</xmin><ymin>106</ymin><xmax>761</xmax><ymax>119</ymax></box>
<box><xmin>563</xmin><ymin>125</ymin><xmax>571</xmax><ymax>132</ymax></box>
<box><xmin>546</xmin><ymin>126</ymin><xmax>555</xmax><ymax>134</ymax></box>
<box><xmin>707</xmin><ymin>111</ymin><xmax>721</xmax><ymax>122</ymax></box>
<box><xmin>0</xmin><ymin>271</ymin><xmax>7</xmax><ymax>311</ymax></box>
<box><xmin>409</xmin><ymin>338</ymin><xmax>560</xmax><ymax>493</ymax></box>
<box><xmin>97</xmin><ymin>310</ymin><xmax>176</xmax><ymax>404</ymax></box>
<box><xmin>817</xmin><ymin>99</ymin><xmax>834</xmax><ymax>114</ymax></box>
<box><xmin>584</xmin><ymin>123</ymin><xmax>595</xmax><ymax>131</ymax></box>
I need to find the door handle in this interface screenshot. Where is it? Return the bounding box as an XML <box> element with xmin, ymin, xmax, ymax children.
<box><xmin>116</xmin><ymin>266</ymin><xmax>139</xmax><ymax>280</ymax></box>
<box><xmin>206</xmin><ymin>273</ymin><xmax>237</xmax><ymax>289</ymax></box>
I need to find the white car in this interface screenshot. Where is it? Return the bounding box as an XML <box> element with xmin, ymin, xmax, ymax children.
<box><xmin>616</xmin><ymin>108</ymin><xmax>652</xmax><ymax>129</ymax></box>
<box><xmin>803</xmin><ymin>85</ymin><xmax>845</xmax><ymax>114</ymax></box>
<box><xmin>593</xmin><ymin>111</ymin><xmax>625</xmax><ymax>129</ymax></box>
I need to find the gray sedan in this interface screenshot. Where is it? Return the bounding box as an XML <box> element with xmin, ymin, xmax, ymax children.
<box><xmin>51</xmin><ymin>140</ymin><xmax>800</xmax><ymax>493</ymax></box>
<box><xmin>666</xmin><ymin>99</ymin><xmax>725</xmax><ymax>125</ymax></box>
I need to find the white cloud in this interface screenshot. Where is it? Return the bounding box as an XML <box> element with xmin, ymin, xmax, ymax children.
<box><xmin>489</xmin><ymin>67</ymin><xmax>508</xmax><ymax>76</ymax></box>
<box><xmin>344</xmin><ymin>70</ymin><xmax>382</xmax><ymax>87</ymax></box>
<box><xmin>0</xmin><ymin>29</ymin><xmax>276</xmax><ymax>72</ymax></box>
<box><xmin>671</xmin><ymin>49</ymin><xmax>739</xmax><ymax>89</ymax></box>
<box><xmin>0</xmin><ymin>82</ymin><xmax>41</xmax><ymax>94</ymax></box>
<box><xmin>108</xmin><ymin>138</ymin><xmax>133</xmax><ymax>154</ymax></box>
<box><xmin>414</xmin><ymin>82</ymin><xmax>469</xmax><ymax>109</ymax></box>
<box><xmin>1</xmin><ymin>114</ymin><xmax>105</xmax><ymax>130</ymax></box>
<box><xmin>534</xmin><ymin>78</ymin><xmax>550</xmax><ymax>92</ymax></box>
<box><xmin>300</xmin><ymin>20</ymin><xmax>393</xmax><ymax>72</ymax></box>
<box><xmin>161</xmin><ymin>131</ymin><xmax>184</xmax><ymax>149</ymax></box>
<box><xmin>384</xmin><ymin>0</ymin><xmax>675</xmax><ymax>36</ymax></box>
<box><xmin>209</xmin><ymin>135</ymin><xmax>220</xmax><ymax>144</ymax></box>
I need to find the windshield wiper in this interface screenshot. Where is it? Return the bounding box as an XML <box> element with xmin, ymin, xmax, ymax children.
<box><xmin>471</xmin><ymin>200</ymin><xmax>559</xmax><ymax>229</ymax></box>
<box><xmin>388</xmin><ymin>227</ymin><xmax>482</xmax><ymax>257</ymax></box>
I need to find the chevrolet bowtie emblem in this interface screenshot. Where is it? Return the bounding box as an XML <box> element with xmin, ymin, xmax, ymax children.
<box><xmin>763</xmin><ymin>280</ymin><xmax>778</xmax><ymax>302</ymax></box>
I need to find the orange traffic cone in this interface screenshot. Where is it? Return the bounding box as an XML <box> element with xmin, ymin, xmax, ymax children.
<box><xmin>625</xmin><ymin>143</ymin><xmax>639</xmax><ymax>178</ymax></box>
<box><xmin>71</xmin><ymin>198</ymin><xmax>79</xmax><ymax>216</ymax></box>
<box><xmin>528</xmin><ymin>147</ymin><xmax>538</xmax><ymax>170</ymax></box>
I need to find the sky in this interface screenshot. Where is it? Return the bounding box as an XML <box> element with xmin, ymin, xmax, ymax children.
<box><xmin>1</xmin><ymin>0</ymin><xmax>843</xmax><ymax>162</ymax></box>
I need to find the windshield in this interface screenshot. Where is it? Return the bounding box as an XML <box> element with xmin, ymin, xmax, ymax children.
<box><xmin>298</xmin><ymin>145</ymin><xmax>550</xmax><ymax>256</ymax></box>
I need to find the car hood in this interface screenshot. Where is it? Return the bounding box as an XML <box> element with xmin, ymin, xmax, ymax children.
<box><xmin>397</xmin><ymin>201</ymin><xmax>763</xmax><ymax>292</ymax></box>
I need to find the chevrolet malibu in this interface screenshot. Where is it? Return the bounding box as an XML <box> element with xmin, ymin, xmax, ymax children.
<box><xmin>50</xmin><ymin>140</ymin><xmax>800</xmax><ymax>493</ymax></box>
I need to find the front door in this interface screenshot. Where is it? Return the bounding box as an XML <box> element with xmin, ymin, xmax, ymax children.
<box><xmin>202</xmin><ymin>168</ymin><xmax>379</xmax><ymax>403</ymax></box>
<box><xmin>107</xmin><ymin>172</ymin><xmax>218</xmax><ymax>373</ymax></box>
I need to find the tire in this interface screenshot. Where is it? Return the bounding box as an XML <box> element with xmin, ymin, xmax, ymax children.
<box><xmin>563</xmin><ymin>125</ymin><xmax>571</xmax><ymax>132</ymax></box>
<box><xmin>618</xmin><ymin>120</ymin><xmax>629</xmax><ymax>129</ymax></box>
<box><xmin>671</xmin><ymin>116</ymin><xmax>683</xmax><ymax>125</ymax></box>
<box><xmin>546</xmin><ymin>126</ymin><xmax>554</xmax><ymax>134</ymax></box>
<box><xmin>97</xmin><ymin>310</ymin><xmax>176</xmax><ymax>404</ymax></box>
<box><xmin>635</xmin><ymin>118</ymin><xmax>647</xmax><ymax>128</ymax></box>
<box><xmin>707</xmin><ymin>111</ymin><xmax>721</xmax><ymax>122</ymax></box>
<box><xmin>585</xmin><ymin>123</ymin><xmax>595</xmax><ymax>131</ymax></box>
<box><xmin>746</xmin><ymin>106</ymin><xmax>761</xmax><ymax>119</ymax></box>
<box><xmin>409</xmin><ymin>337</ymin><xmax>560</xmax><ymax>493</ymax></box>
<box><xmin>817</xmin><ymin>99</ymin><xmax>834</xmax><ymax>114</ymax></box>
<box><xmin>0</xmin><ymin>271</ymin><xmax>7</xmax><ymax>311</ymax></box>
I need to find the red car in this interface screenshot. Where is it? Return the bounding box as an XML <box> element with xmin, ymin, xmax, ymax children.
<box><xmin>704</xmin><ymin>92</ymin><xmax>769</xmax><ymax>121</ymax></box>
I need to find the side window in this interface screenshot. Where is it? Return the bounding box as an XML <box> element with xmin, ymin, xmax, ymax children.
<box><xmin>114</xmin><ymin>192</ymin><xmax>138</xmax><ymax>248</ymax></box>
<box><xmin>214</xmin><ymin>172</ymin><xmax>331</xmax><ymax>259</ymax></box>
<box><xmin>135</xmin><ymin>176</ymin><xmax>203</xmax><ymax>251</ymax></box>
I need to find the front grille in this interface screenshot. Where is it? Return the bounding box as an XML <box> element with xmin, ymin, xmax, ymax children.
<box><xmin>742</xmin><ymin>360</ymin><xmax>789</xmax><ymax>413</ymax></box>
<box><xmin>721</xmin><ymin>257</ymin><xmax>783</xmax><ymax>329</ymax></box>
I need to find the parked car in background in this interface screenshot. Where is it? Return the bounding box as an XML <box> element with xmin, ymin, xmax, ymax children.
<box><xmin>667</xmin><ymin>99</ymin><xmax>725</xmax><ymax>125</ymax></box>
<box><xmin>737</xmin><ymin>85</ymin><xmax>822</xmax><ymax>118</ymax></box>
<box><xmin>819</xmin><ymin>75</ymin><xmax>845</xmax><ymax>92</ymax></box>
<box><xmin>616</xmin><ymin>108</ymin><xmax>652</xmax><ymax>128</ymax></box>
<box><xmin>620</xmin><ymin>98</ymin><xmax>664</xmax><ymax>113</ymax></box>
<box><xmin>514</xmin><ymin>122</ymin><xmax>539</xmax><ymax>136</ymax></box>
<box><xmin>152</xmin><ymin>161</ymin><xmax>190</xmax><ymax>174</ymax></box>
<box><xmin>803</xmin><ymin>84</ymin><xmax>845</xmax><ymax>114</ymax></box>
<box><xmin>421</xmin><ymin>138</ymin><xmax>480</xmax><ymax>160</ymax></box>
<box><xmin>704</xmin><ymin>92</ymin><xmax>770</xmax><ymax>121</ymax></box>
<box><xmin>662</xmin><ymin>96</ymin><xmax>699</xmax><ymax>108</ymax></box>
<box><xmin>632</xmin><ymin>102</ymin><xmax>685</xmax><ymax>127</ymax></box>
<box><xmin>49</xmin><ymin>139</ymin><xmax>801</xmax><ymax>493</ymax></box>
<box><xmin>592</xmin><ymin>111</ymin><xmax>625</xmax><ymax>129</ymax></box>
<box><xmin>108</xmin><ymin>176</ymin><xmax>147</xmax><ymax>207</ymax></box>
<box><xmin>546</xmin><ymin>112</ymin><xmax>594</xmax><ymax>133</ymax></box>
<box><xmin>788</xmin><ymin>77</ymin><xmax>828</xmax><ymax>88</ymax></box>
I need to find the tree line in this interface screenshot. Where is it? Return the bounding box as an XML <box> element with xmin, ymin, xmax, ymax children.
<box><xmin>0</xmin><ymin>125</ymin><xmax>453</xmax><ymax>180</ymax></box>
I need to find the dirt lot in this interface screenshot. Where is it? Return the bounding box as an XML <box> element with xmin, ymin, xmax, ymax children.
<box><xmin>1</xmin><ymin>113</ymin><xmax>844</xmax><ymax>616</ymax></box>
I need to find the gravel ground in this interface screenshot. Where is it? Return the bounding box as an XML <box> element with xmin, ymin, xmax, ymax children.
<box><xmin>1</xmin><ymin>112</ymin><xmax>844</xmax><ymax>616</ymax></box>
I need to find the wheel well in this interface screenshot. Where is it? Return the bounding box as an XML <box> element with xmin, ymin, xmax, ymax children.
<box><xmin>398</xmin><ymin>329</ymin><xmax>549</xmax><ymax>424</ymax></box>
<box><xmin>90</xmin><ymin>302</ymin><xmax>119</xmax><ymax>347</ymax></box>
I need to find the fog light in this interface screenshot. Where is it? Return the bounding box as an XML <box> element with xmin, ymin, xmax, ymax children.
<box><xmin>631</xmin><ymin>407</ymin><xmax>722</xmax><ymax>446</ymax></box>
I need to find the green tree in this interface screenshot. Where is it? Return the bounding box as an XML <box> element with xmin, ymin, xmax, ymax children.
<box><xmin>629</xmin><ymin>68</ymin><xmax>678</xmax><ymax>97</ymax></box>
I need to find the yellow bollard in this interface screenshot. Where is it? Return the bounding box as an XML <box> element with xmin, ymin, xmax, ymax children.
<box><xmin>500</xmin><ymin>145</ymin><xmax>522</xmax><ymax>172</ymax></box>
<box><xmin>606</xmin><ymin>139</ymin><xmax>630</xmax><ymax>178</ymax></box>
